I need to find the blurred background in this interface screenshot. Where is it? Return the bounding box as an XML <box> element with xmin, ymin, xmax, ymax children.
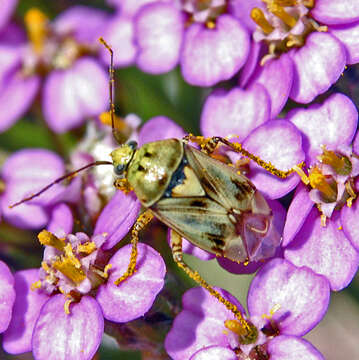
<box><xmin>0</xmin><ymin>1</ymin><xmax>359</xmax><ymax>359</ymax></box>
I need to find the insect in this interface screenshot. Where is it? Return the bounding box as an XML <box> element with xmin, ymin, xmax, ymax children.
<box><xmin>11</xmin><ymin>38</ymin><xmax>303</xmax><ymax>339</ymax></box>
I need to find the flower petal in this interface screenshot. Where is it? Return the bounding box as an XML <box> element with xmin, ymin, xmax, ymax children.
<box><xmin>247</xmin><ymin>53</ymin><xmax>294</xmax><ymax>118</ymax></box>
<box><xmin>341</xmin><ymin>200</ymin><xmax>359</xmax><ymax>251</ymax></box>
<box><xmin>138</xmin><ymin>115</ymin><xmax>185</xmax><ymax>145</ymax></box>
<box><xmin>94</xmin><ymin>191</ymin><xmax>141</xmax><ymax>250</ymax></box>
<box><xmin>181</xmin><ymin>14</ymin><xmax>249</xmax><ymax>86</ymax></box>
<box><xmin>284</xmin><ymin>209</ymin><xmax>359</xmax><ymax>291</ymax></box>
<box><xmin>32</xmin><ymin>295</ymin><xmax>103</xmax><ymax>360</ymax></box>
<box><xmin>200</xmin><ymin>85</ymin><xmax>270</xmax><ymax>142</ymax></box>
<box><xmin>282</xmin><ymin>183</ymin><xmax>313</xmax><ymax>247</ymax></box>
<box><xmin>288</xmin><ymin>93</ymin><xmax>358</xmax><ymax>165</ymax></box>
<box><xmin>0</xmin><ymin>0</ymin><xmax>17</xmax><ymax>32</ymax></box>
<box><xmin>289</xmin><ymin>32</ymin><xmax>346</xmax><ymax>103</ymax></box>
<box><xmin>248</xmin><ymin>259</ymin><xmax>330</xmax><ymax>336</ymax></box>
<box><xmin>100</xmin><ymin>14</ymin><xmax>136</xmax><ymax>67</ymax></box>
<box><xmin>53</xmin><ymin>6</ymin><xmax>109</xmax><ymax>44</ymax></box>
<box><xmin>311</xmin><ymin>0</ymin><xmax>359</xmax><ymax>25</ymax></box>
<box><xmin>0</xmin><ymin>261</ymin><xmax>15</xmax><ymax>333</ymax></box>
<box><xmin>0</xmin><ymin>72</ymin><xmax>39</xmax><ymax>133</ymax></box>
<box><xmin>268</xmin><ymin>335</ymin><xmax>324</xmax><ymax>360</ymax></box>
<box><xmin>43</xmin><ymin>57</ymin><xmax>108</xmax><ymax>133</ymax></box>
<box><xmin>135</xmin><ymin>2</ymin><xmax>183</xmax><ymax>74</ymax></box>
<box><xmin>228</xmin><ymin>0</ymin><xmax>265</xmax><ymax>32</ymax></box>
<box><xmin>242</xmin><ymin>120</ymin><xmax>304</xmax><ymax>199</ymax></box>
<box><xmin>47</xmin><ymin>203</ymin><xmax>74</xmax><ymax>237</ymax></box>
<box><xmin>329</xmin><ymin>21</ymin><xmax>359</xmax><ymax>65</ymax></box>
<box><xmin>190</xmin><ymin>345</ymin><xmax>237</xmax><ymax>360</ymax></box>
<box><xmin>3</xmin><ymin>269</ymin><xmax>50</xmax><ymax>354</ymax></box>
<box><xmin>96</xmin><ymin>243</ymin><xmax>165</xmax><ymax>322</ymax></box>
<box><xmin>165</xmin><ymin>287</ymin><xmax>244</xmax><ymax>360</ymax></box>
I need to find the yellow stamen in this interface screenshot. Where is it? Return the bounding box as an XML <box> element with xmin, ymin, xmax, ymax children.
<box><xmin>251</xmin><ymin>8</ymin><xmax>274</xmax><ymax>34</ymax></box>
<box><xmin>64</xmin><ymin>297</ymin><xmax>74</xmax><ymax>315</ymax></box>
<box><xmin>318</xmin><ymin>148</ymin><xmax>352</xmax><ymax>176</ymax></box>
<box><xmin>268</xmin><ymin>3</ymin><xmax>297</xmax><ymax>28</ymax></box>
<box><xmin>38</xmin><ymin>230</ymin><xmax>66</xmax><ymax>251</ymax></box>
<box><xmin>224</xmin><ymin>319</ymin><xmax>258</xmax><ymax>345</ymax></box>
<box><xmin>225</xmin><ymin>320</ymin><xmax>248</xmax><ymax>336</ymax></box>
<box><xmin>41</xmin><ymin>261</ymin><xmax>51</xmax><ymax>273</ymax></box>
<box><xmin>309</xmin><ymin>168</ymin><xmax>337</xmax><ymax>202</ymax></box>
<box><xmin>293</xmin><ymin>164</ymin><xmax>310</xmax><ymax>185</ymax></box>
<box><xmin>24</xmin><ymin>8</ymin><xmax>48</xmax><ymax>54</ymax></box>
<box><xmin>31</xmin><ymin>280</ymin><xmax>42</xmax><ymax>291</ymax></box>
<box><xmin>273</xmin><ymin>0</ymin><xmax>297</xmax><ymax>6</ymax></box>
<box><xmin>206</xmin><ymin>20</ymin><xmax>216</xmax><ymax>29</ymax></box>
<box><xmin>53</xmin><ymin>254</ymin><xmax>85</xmax><ymax>285</ymax></box>
<box><xmin>303</xmin><ymin>0</ymin><xmax>315</xmax><ymax>8</ymax></box>
<box><xmin>338</xmin><ymin>226</ymin><xmax>343</xmax><ymax>230</ymax></box>
<box><xmin>345</xmin><ymin>181</ymin><xmax>356</xmax><ymax>208</ymax></box>
<box><xmin>262</xmin><ymin>303</ymin><xmax>281</xmax><ymax>319</ymax></box>
<box><xmin>77</xmin><ymin>241</ymin><xmax>97</xmax><ymax>255</ymax></box>
<box><xmin>320</xmin><ymin>214</ymin><xmax>326</xmax><ymax>227</ymax></box>
<box><xmin>64</xmin><ymin>243</ymin><xmax>82</xmax><ymax>269</ymax></box>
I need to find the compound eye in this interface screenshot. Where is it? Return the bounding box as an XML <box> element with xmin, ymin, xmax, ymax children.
<box><xmin>114</xmin><ymin>164</ymin><xmax>125</xmax><ymax>176</ymax></box>
<box><xmin>127</xmin><ymin>141</ymin><xmax>137</xmax><ymax>150</ymax></box>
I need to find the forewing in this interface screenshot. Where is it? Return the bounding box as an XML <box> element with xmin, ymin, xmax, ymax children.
<box><xmin>185</xmin><ymin>145</ymin><xmax>255</xmax><ymax>211</ymax></box>
<box><xmin>152</xmin><ymin>196</ymin><xmax>246</xmax><ymax>258</ymax></box>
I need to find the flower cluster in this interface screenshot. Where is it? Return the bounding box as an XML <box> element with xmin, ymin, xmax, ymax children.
<box><xmin>0</xmin><ymin>0</ymin><xmax>359</xmax><ymax>359</ymax></box>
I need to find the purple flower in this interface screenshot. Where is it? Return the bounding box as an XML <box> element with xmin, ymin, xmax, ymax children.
<box><xmin>165</xmin><ymin>258</ymin><xmax>329</xmax><ymax>360</ymax></box>
<box><xmin>201</xmin><ymin>85</ymin><xmax>305</xmax><ymax>200</ymax></box>
<box><xmin>242</xmin><ymin>0</ymin><xmax>359</xmax><ymax>109</ymax></box>
<box><xmin>0</xmin><ymin>148</ymin><xmax>80</xmax><ymax>229</ymax></box>
<box><xmin>3</xmin><ymin>226</ymin><xmax>165</xmax><ymax>358</ymax></box>
<box><xmin>113</xmin><ymin>0</ymin><xmax>250</xmax><ymax>86</ymax></box>
<box><xmin>0</xmin><ymin>0</ymin><xmax>17</xmax><ymax>32</ymax></box>
<box><xmin>0</xmin><ymin>6</ymin><xmax>109</xmax><ymax>133</ymax></box>
<box><xmin>282</xmin><ymin>93</ymin><xmax>359</xmax><ymax>290</ymax></box>
<box><xmin>0</xmin><ymin>260</ymin><xmax>15</xmax><ymax>334</ymax></box>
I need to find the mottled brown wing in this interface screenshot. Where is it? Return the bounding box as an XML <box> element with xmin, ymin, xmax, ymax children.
<box><xmin>152</xmin><ymin>196</ymin><xmax>247</xmax><ymax>260</ymax></box>
<box><xmin>184</xmin><ymin>145</ymin><xmax>255</xmax><ymax>211</ymax></box>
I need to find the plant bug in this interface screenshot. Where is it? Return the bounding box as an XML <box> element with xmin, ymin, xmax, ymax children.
<box><xmin>11</xmin><ymin>38</ymin><xmax>304</xmax><ymax>341</ymax></box>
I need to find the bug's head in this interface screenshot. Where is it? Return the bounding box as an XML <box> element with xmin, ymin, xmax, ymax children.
<box><xmin>110</xmin><ymin>140</ymin><xmax>137</xmax><ymax>178</ymax></box>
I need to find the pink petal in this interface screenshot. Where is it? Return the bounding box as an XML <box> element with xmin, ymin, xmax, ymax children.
<box><xmin>138</xmin><ymin>115</ymin><xmax>185</xmax><ymax>145</ymax></box>
<box><xmin>190</xmin><ymin>345</ymin><xmax>237</xmax><ymax>360</ymax></box>
<box><xmin>284</xmin><ymin>209</ymin><xmax>359</xmax><ymax>291</ymax></box>
<box><xmin>341</xmin><ymin>200</ymin><xmax>359</xmax><ymax>251</ymax></box>
<box><xmin>329</xmin><ymin>21</ymin><xmax>359</xmax><ymax>65</ymax></box>
<box><xmin>247</xmin><ymin>53</ymin><xmax>294</xmax><ymax>118</ymax></box>
<box><xmin>43</xmin><ymin>58</ymin><xmax>108</xmax><ymax>133</ymax></box>
<box><xmin>268</xmin><ymin>335</ymin><xmax>324</xmax><ymax>360</ymax></box>
<box><xmin>311</xmin><ymin>0</ymin><xmax>359</xmax><ymax>25</ymax></box>
<box><xmin>135</xmin><ymin>2</ymin><xmax>183</xmax><ymax>74</ymax></box>
<box><xmin>0</xmin><ymin>261</ymin><xmax>15</xmax><ymax>333</ymax></box>
<box><xmin>200</xmin><ymin>84</ymin><xmax>270</xmax><ymax>141</ymax></box>
<box><xmin>94</xmin><ymin>191</ymin><xmax>141</xmax><ymax>250</ymax></box>
<box><xmin>248</xmin><ymin>259</ymin><xmax>330</xmax><ymax>336</ymax></box>
<box><xmin>32</xmin><ymin>295</ymin><xmax>103</xmax><ymax>360</ymax></box>
<box><xmin>181</xmin><ymin>14</ymin><xmax>249</xmax><ymax>86</ymax></box>
<box><xmin>282</xmin><ymin>183</ymin><xmax>313</xmax><ymax>247</ymax></box>
<box><xmin>3</xmin><ymin>269</ymin><xmax>50</xmax><ymax>354</ymax></box>
<box><xmin>47</xmin><ymin>203</ymin><xmax>74</xmax><ymax>237</ymax></box>
<box><xmin>96</xmin><ymin>243</ymin><xmax>165</xmax><ymax>322</ymax></box>
<box><xmin>289</xmin><ymin>32</ymin><xmax>346</xmax><ymax>103</ymax></box>
<box><xmin>100</xmin><ymin>14</ymin><xmax>137</xmax><ymax>67</ymax></box>
<box><xmin>288</xmin><ymin>93</ymin><xmax>358</xmax><ymax>165</ymax></box>
<box><xmin>242</xmin><ymin>120</ymin><xmax>305</xmax><ymax>199</ymax></box>
<box><xmin>0</xmin><ymin>73</ymin><xmax>39</xmax><ymax>133</ymax></box>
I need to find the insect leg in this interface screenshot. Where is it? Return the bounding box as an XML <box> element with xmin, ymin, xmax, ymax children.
<box><xmin>114</xmin><ymin>210</ymin><xmax>154</xmax><ymax>285</ymax></box>
<box><xmin>170</xmin><ymin>230</ymin><xmax>254</xmax><ymax>336</ymax></box>
<box><xmin>185</xmin><ymin>134</ymin><xmax>305</xmax><ymax>179</ymax></box>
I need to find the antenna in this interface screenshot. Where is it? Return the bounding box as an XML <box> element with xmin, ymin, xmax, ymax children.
<box><xmin>9</xmin><ymin>160</ymin><xmax>113</xmax><ymax>208</ymax></box>
<box><xmin>99</xmin><ymin>37</ymin><xmax>122</xmax><ymax>144</ymax></box>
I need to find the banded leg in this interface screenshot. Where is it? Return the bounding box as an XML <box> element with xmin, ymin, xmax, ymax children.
<box><xmin>183</xmin><ymin>134</ymin><xmax>305</xmax><ymax>179</ymax></box>
<box><xmin>114</xmin><ymin>210</ymin><xmax>153</xmax><ymax>285</ymax></box>
<box><xmin>170</xmin><ymin>230</ymin><xmax>255</xmax><ymax>337</ymax></box>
